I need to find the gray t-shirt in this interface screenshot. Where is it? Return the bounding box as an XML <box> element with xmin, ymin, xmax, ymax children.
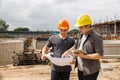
<box><xmin>46</xmin><ymin>34</ymin><xmax>75</xmax><ymax>72</ymax></box>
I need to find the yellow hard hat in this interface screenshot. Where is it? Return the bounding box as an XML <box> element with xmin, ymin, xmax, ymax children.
<box><xmin>74</xmin><ymin>14</ymin><xmax>92</xmax><ymax>27</ymax></box>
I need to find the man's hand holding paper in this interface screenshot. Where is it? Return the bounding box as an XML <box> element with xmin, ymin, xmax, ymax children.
<box><xmin>45</xmin><ymin>53</ymin><xmax>73</xmax><ymax>66</ymax></box>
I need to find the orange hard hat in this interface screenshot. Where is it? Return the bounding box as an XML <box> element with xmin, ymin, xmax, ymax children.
<box><xmin>57</xmin><ymin>19</ymin><xmax>69</xmax><ymax>29</ymax></box>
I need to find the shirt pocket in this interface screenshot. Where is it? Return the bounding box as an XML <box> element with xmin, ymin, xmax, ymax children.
<box><xmin>84</xmin><ymin>40</ymin><xmax>95</xmax><ymax>54</ymax></box>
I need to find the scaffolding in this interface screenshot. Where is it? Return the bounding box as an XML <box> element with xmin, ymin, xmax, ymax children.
<box><xmin>92</xmin><ymin>20</ymin><xmax>120</xmax><ymax>40</ymax></box>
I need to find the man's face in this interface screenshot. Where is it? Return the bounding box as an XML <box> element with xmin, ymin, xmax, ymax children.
<box><xmin>78</xmin><ymin>25</ymin><xmax>90</xmax><ymax>34</ymax></box>
<box><xmin>59</xmin><ymin>29</ymin><xmax>68</xmax><ymax>37</ymax></box>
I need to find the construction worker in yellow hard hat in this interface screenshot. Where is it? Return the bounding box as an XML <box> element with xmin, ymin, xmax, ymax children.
<box><xmin>74</xmin><ymin>14</ymin><xmax>93</xmax><ymax>35</ymax></box>
<box><xmin>65</xmin><ymin>14</ymin><xmax>104</xmax><ymax>80</ymax></box>
<box><xmin>41</xmin><ymin>19</ymin><xmax>75</xmax><ymax>80</ymax></box>
<box><xmin>75</xmin><ymin>14</ymin><xmax>92</xmax><ymax>27</ymax></box>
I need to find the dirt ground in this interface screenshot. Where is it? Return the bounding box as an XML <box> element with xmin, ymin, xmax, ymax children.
<box><xmin>0</xmin><ymin>59</ymin><xmax>120</xmax><ymax>80</ymax></box>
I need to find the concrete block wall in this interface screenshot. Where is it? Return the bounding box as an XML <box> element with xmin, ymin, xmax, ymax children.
<box><xmin>0</xmin><ymin>39</ymin><xmax>24</xmax><ymax>65</ymax></box>
<box><xmin>103</xmin><ymin>40</ymin><xmax>120</xmax><ymax>55</ymax></box>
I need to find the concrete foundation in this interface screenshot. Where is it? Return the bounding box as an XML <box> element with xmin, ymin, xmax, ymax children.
<box><xmin>0</xmin><ymin>39</ymin><xmax>24</xmax><ymax>65</ymax></box>
<box><xmin>37</xmin><ymin>40</ymin><xmax>120</xmax><ymax>58</ymax></box>
<box><xmin>103</xmin><ymin>40</ymin><xmax>120</xmax><ymax>58</ymax></box>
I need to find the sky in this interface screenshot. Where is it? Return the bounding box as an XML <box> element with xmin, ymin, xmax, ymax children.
<box><xmin>0</xmin><ymin>0</ymin><xmax>120</xmax><ymax>31</ymax></box>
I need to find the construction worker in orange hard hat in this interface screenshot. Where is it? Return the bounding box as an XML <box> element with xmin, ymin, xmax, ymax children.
<box><xmin>41</xmin><ymin>19</ymin><xmax>75</xmax><ymax>80</ymax></box>
<box><xmin>57</xmin><ymin>19</ymin><xmax>70</xmax><ymax>38</ymax></box>
<box><xmin>58</xmin><ymin>19</ymin><xmax>70</xmax><ymax>29</ymax></box>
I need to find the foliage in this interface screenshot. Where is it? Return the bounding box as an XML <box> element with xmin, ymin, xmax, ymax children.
<box><xmin>13</xmin><ymin>27</ymin><xmax>29</xmax><ymax>32</ymax></box>
<box><xmin>0</xmin><ymin>34</ymin><xmax>11</xmax><ymax>38</ymax></box>
<box><xmin>69</xmin><ymin>29</ymin><xmax>79</xmax><ymax>35</ymax></box>
<box><xmin>0</xmin><ymin>19</ymin><xmax>9</xmax><ymax>31</ymax></box>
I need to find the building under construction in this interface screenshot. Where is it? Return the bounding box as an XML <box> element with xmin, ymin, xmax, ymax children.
<box><xmin>92</xmin><ymin>20</ymin><xmax>120</xmax><ymax>40</ymax></box>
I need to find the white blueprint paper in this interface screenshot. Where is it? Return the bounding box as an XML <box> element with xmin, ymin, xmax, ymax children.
<box><xmin>45</xmin><ymin>53</ymin><xmax>73</xmax><ymax>66</ymax></box>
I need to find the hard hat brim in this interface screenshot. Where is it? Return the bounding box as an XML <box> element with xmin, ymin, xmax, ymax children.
<box><xmin>58</xmin><ymin>26</ymin><xmax>69</xmax><ymax>29</ymax></box>
<box><xmin>74</xmin><ymin>24</ymin><xmax>91</xmax><ymax>28</ymax></box>
<box><xmin>74</xmin><ymin>24</ymin><xmax>81</xmax><ymax>27</ymax></box>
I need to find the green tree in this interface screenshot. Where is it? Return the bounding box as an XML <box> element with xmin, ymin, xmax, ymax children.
<box><xmin>13</xmin><ymin>27</ymin><xmax>29</xmax><ymax>32</ymax></box>
<box><xmin>0</xmin><ymin>19</ymin><xmax>9</xmax><ymax>31</ymax></box>
<box><xmin>69</xmin><ymin>29</ymin><xmax>79</xmax><ymax>34</ymax></box>
<box><xmin>69</xmin><ymin>29</ymin><xmax>79</xmax><ymax>38</ymax></box>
